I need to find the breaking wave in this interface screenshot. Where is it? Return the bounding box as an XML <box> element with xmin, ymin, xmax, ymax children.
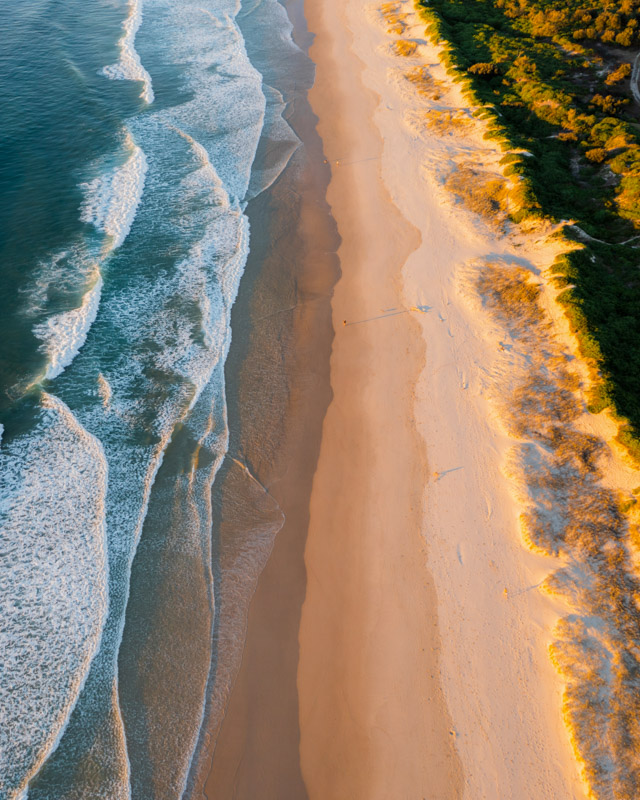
<box><xmin>0</xmin><ymin>394</ymin><xmax>108</xmax><ymax>800</ymax></box>
<box><xmin>80</xmin><ymin>138</ymin><xmax>148</xmax><ymax>251</ymax></box>
<box><xmin>33</xmin><ymin>275</ymin><xmax>103</xmax><ymax>381</ymax></box>
<box><xmin>101</xmin><ymin>0</ymin><xmax>154</xmax><ymax>104</ymax></box>
<box><xmin>4</xmin><ymin>0</ymin><xmax>306</xmax><ymax>796</ymax></box>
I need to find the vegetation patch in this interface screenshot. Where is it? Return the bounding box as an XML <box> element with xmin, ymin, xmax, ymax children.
<box><xmin>423</xmin><ymin>108</ymin><xmax>474</xmax><ymax>134</ymax></box>
<box><xmin>418</xmin><ymin>0</ymin><xmax>640</xmax><ymax>462</ymax></box>
<box><xmin>445</xmin><ymin>165</ymin><xmax>510</xmax><ymax>225</ymax></box>
<box><xmin>392</xmin><ymin>38</ymin><xmax>419</xmax><ymax>56</ymax></box>
<box><xmin>405</xmin><ymin>65</ymin><xmax>444</xmax><ymax>98</ymax></box>
<box><xmin>471</xmin><ymin>261</ymin><xmax>640</xmax><ymax>797</ymax></box>
<box><xmin>380</xmin><ymin>1</ymin><xmax>408</xmax><ymax>34</ymax></box>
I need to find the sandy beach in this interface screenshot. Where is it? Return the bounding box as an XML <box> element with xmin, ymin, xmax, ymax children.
<box><xmin>299</xmin><ymin>0</ymin><xmax>588</xmax><ymax>797</ymax></box>
<box><xmin>198</xmin><ymin>6</ymin><xmax>337</xmax><ymax>796</ymax></box>
<box><xmin>297</xmin><ymin>1</ymin><xmax>463</xmax><ymax>798</ymax></box>
<box><xmin>198</xmin><ymin>0</ymin><xmax>640</xmax><ymax>797</ymax></box>
<box><xmin>9</xmin><ymin>0</ymin><xmax>640</xmax><ymax>795</ymax></box>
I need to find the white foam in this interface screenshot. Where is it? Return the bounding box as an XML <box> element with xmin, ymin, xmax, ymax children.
<box><xmin>80</xmin><ymin>138</ymin><xmax>148</xmax><ymax>250</ymax></box>
<box><xmin>102</xmin><ymin>0</ymin><xmax>154</xmax><ymax>104</ymax></box>
<box><xmin>24</xmin><ymin>135</ymin><xmax>146</xmax><ymax>385</ymax></box>
<box><xmin>97</xmin><ymin>373</ymin><xmax>113</xmax><ymax>409</ymax></box>
<box><xmin>19</xmin><ymin>3</ymin><xmax>294</xmax><ymax>793</ymax></box>
<box><xmin>236</xmin><ymin>0</ymin><xmax>308</xmax><ymax>200</ymax></box>
<box><xmin>29</xmin><ymin>122</ymin><xmax>252</xmax><ymax>797</ymax></box>
<box><xmin>22</xmin><ymin>247</ymin><xmax>88</xmax><ymax>319</ymax></box>
<box><xmin>148</xmin><ymin>211</ymin><xmax>248</xmax><ymax>402</ymax></box>
<box><xmin>0</xmin><ymin>394</ymin><xmax>108</xmax><ymax>799</ymax></box>
<box><xmin>245</xmin><ymin>82</ymin><xmax>301</xmax><ymax>200</ymax></box>
<box><xmin>141</xmin><ymin>0</ymin><xmax>266</xmax><ymax>203</ymax></box>
<box><xmin>33</xmin><ymin>275</ymin><xmax>103</xmax><ymax>381</ymax></box>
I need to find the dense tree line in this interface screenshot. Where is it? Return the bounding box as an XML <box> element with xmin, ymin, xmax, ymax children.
<box><xmin>419</xmin><ymin>0</ymin><xmax>640</xmax><ymax>457</ymax></box>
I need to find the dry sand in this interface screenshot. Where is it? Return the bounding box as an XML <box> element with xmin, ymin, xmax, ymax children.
<box><xmin>297</xmin><ymin>2</ymin><xmax>462</xmax><ymax>799</ymax></box>
<box><xmin>298</xmin><ymin>0</ymin><xmax>591</xmax><ymax>798</ymax></box>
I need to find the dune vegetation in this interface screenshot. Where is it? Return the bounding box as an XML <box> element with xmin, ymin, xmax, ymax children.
<box><xmin>423</xmin><ymin>108</ymin><xmax>475</xmax><ymax>135</ymax></box>
<box><xmin>418</xmin><ymin>0</ymin><xmax>640</xmax><ymax>461</ymax></box>
<box><xmin>470</xmin><ymin>261</ymin><xmax>640</xmax><ymax>798</ymax></box>
<box><xmin>445</xmin><ymin>164</ymin><xmax>511</xmax><ymax>225</ymax></box>
<box><xmin>376</xmin><ymin>3</ymin><xmax>640</xmax><ymax>794</ymax></box>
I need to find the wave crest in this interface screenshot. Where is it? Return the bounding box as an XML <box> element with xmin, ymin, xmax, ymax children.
<box><xmin>80</xmin><ymin>138</ymin><xmax>148</xmax><ymax>251</ymax></box>
<box><xmin>0</xmin><ymin>394</ymin><xmax>109</xmax><ymax>799</ymax></box>
<box><xmin>101</xmin><ymin>0</ymin><xmax>154</xmax><ymax>104</ymax></box>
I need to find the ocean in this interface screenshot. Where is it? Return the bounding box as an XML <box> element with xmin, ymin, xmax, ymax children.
<box><xmin>0</xmin><ymin>1</ymin><xmax>309</xmax><ymax>796</ymax></box>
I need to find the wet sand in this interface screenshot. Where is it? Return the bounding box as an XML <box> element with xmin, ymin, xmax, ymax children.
<box><xmin>195</xmin><ymin>0</ymin><xmax>606</xmax><ymax>795</ymax></box>
<box><xmin>198</xmin><ymin>3</ymin><xmax>340</xmax><ymax>795</ymax></box>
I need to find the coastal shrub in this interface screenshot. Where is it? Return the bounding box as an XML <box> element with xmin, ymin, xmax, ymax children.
<box><xmin>468</xmin><ymin>61</ymin><xmax>501</xmax><ymax>77</ymax></box>
<box><xmin>445</xmin><ymin>166</ymin><xmax>510</xmax><ymax>224</ymax></box>
<box><xmin>605</xmin><ymin>63</ymin><xmax>632</xmax><ymax>86</ymax></box>
<box><xmin>587</xmin><ymin>382</ymin><xmax>614</xmax><ymax>414</ymax></box>
<box><xmin>418</xmin><ymin>0</ymin><xmax>640</xmax><ymax>463</ymax></box>
<box><xmin>589</xmin><ymin>94</ymin><xmax>630</xmax><ymax>116</ymax></box>
<box><xmin>585</xmin><ymin>148</ymin><xmax>607</xmax><ymax>163</ymax></box>
<box><xmin>609</xmin><ymin>147</ymin><xmax>640</xmax><ymax>174</ymax></box>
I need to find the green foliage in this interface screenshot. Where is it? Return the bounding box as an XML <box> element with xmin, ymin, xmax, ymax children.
<box><xmin>590</xmin><ymin>93</ymin><xmax>630</xmax><ymax>116</ymax></box>
<box><xmin>468</xmin><ymin>61</ymin><xmax>502</xmax><ymax>76</ymax></box>
<box><xmin>605</xmin><ymin>63</ymin><xmax>632</xmax><ymax>86</ymax></box>
<box><xmin>585</xmin><ymin>148</ymin><xmax>607</xmax><ymax>163</ymax></box>
<box><xmin>417</xmin><ymin>0</ymin><xmax>640</xmax><ymax>459</ymax></box>
<box><xmin>587</xmin><ymin>382</ymin><xmax>613</xmax><ymax>414</ymax></box>
<box><xmin>617</xmin><ymin>428</ymin><xmax>640</xmax><ymax>462</ymax></box>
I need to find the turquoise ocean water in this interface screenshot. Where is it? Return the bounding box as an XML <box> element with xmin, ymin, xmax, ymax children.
<box><xmin>0</xmin><ymin>1</ymin><xmax>303</xmax><ymax>796</ymax></box>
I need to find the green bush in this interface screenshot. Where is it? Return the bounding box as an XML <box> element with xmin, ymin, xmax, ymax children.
<box><xmin>418</xmin><ymin>0</ymin><xmax>640</xmax><ymax>458</ymax></box>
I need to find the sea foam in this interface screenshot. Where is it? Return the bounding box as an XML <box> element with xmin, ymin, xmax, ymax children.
<box><xmin>30</xmin><ymin>135</ymin><xmax>147</xmax><ymax>383</ymax></box>
<box><xmin>146</xmin><ymin>0</ymin><xmax>266</xmax><ymax>203</ymax></box>
<box><xmin>20</xmin><ymin>0</ymin><xmax>295</xmax><ymax>796</ymax></box>
<box><xmin>29</xmin><ymin>114</ymin><xmax>253</xmax><ymax>800</ymax></box>
<box><xmin>80</xmin><ymin>138</ymin><xmax>148</xmax><ymax>251</ymax></box>
<box><xmin>238</xmin><ymin>0</ymin><xmax>307</xmax><ymax>200</ymax></box>
<box><xmin>33</xmin><ymin>275</ymin><xmax>103</xmax><ymax>381</ymax></box>
<box><xmin>0</xmin><ymin>394</ymin><xmax>108</xmax><ymax>800</ymax></box>
<box><xmin>101</xmin><ymin>0</ymin><xmax>154</xmax><ymax>104</ymax></box>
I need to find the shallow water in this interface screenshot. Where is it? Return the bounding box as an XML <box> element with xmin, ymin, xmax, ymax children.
<box><xmin>0</xmin><ymin>1</ymin><xmax>304</xmax><ymax>796</ymax></box>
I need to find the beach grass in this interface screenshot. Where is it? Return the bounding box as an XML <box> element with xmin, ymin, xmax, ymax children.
<box><xmin>469</xmin><ymin>260</ymin><xmax>640</xmax><ymax>797</ymax></box>
<box><xmin>445</xmin><ymin>165</ymin><xmax>510</xmax><ymax>226</ymax></box>
<box><xmin>423</xmin><ymin>109</ymin><xmax>474</xmax><ymax>135</ymax></box>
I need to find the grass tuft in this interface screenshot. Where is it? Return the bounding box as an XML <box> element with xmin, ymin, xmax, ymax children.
<box><xmin>445</xmin><ymin>166</ymin><xmax>510</xmax><ymax>226</ymax></box>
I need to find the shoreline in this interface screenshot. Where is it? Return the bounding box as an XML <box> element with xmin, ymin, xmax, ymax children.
<box><xmin>300</xmin><ymin>0</ymin><xmax>596</xmax><ymax>797</ymax></box>
<box><xmin>343</xmin><ymin>1</ymin><xmax>602</xmax><ymax>795</ymax></box>
<box><xmin>194</xmin><ymin>1</ymin><xmax>340</xmax><ymax>794</ymax></box>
